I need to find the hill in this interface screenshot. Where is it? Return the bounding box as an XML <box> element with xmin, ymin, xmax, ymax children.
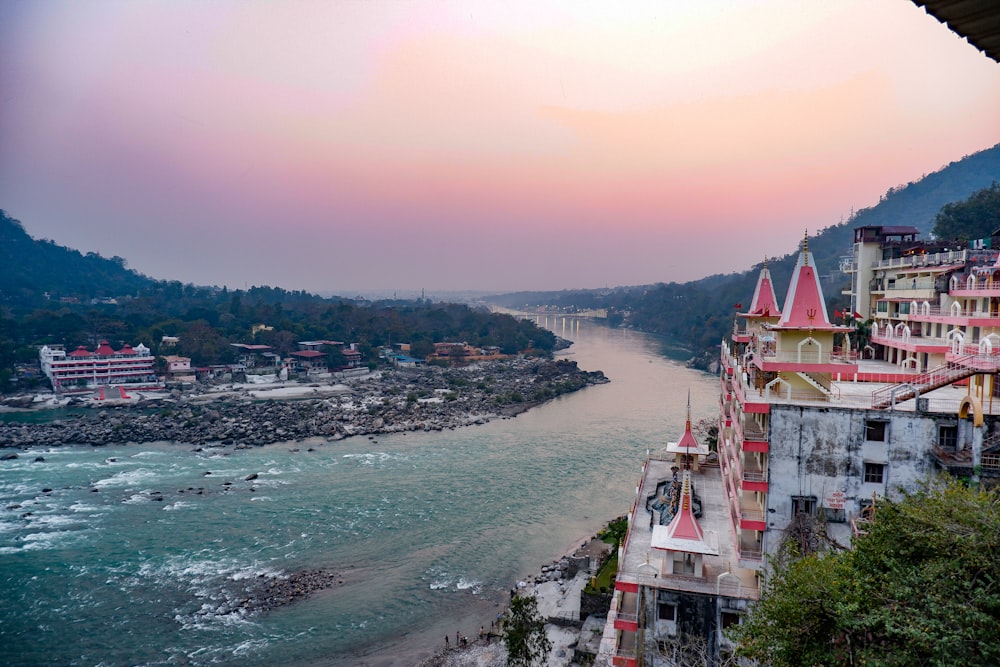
<box><xmin>488</xmin><ymin>143</ymin><xmax>1000</xmax><ymax>366</ymax></box>
<box><xmin>0</xmin><ymin>211</ymin><xmax>158</xmax><ymax>308</ymax></box>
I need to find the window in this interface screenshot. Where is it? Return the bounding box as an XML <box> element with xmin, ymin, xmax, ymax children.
<box><xmin>877</xmin><ymin>301</ymin><xmax>889</xmax><ymax>313</ymax></box>
<box><xmin>865</xmin><ymin>420</ymin><xmax>886</xmax><ymax>442</ymax></box>
<box><xmin>939</xmin><ymin>425</ymin><xmax>958</xmax><ymax>449</ymax></box>
<box><xmin>821</xmin><ymin>506</ymin><xmax>847</xmax><ymax>523</ymax></box>
<box><xmin>721</xmin><ymin>611</ymin><xmax>742</xmax><ymax>630</ymax></box>
<box><xmin>791</xmin><ymin>495</ymin><xmax>816</xmax><ymax>517</ymax></box>
<box><xmin>658</xmin><ymin>604</ymin><xmax>676</xmax><ymax>621</ymax></box>
<box><xmin>864</xmin><ymin>462</ymin><xmax>884</xmax><ymax>484</ymax></box>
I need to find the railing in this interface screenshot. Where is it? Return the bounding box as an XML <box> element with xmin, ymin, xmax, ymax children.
<box><xmin>740</xmin><ymin>418</ymin><xmax>767</xmax><ymax>441</ymax></box>
<box><xmin>742</xmin><ymin>470</ymin><xmax>767</xmax><ymax>482</ymax></box>
<box><xmin>757</xmin><ymin>350</ymin><xmax>856</xmax><ymax>365</ymax></box>
<box><xmin>869</xmin><ymin>354</ymin><xmax>1000</xmax><ymax>409</ymax></box>
<box><xmin>740</xmin><ymin>508</ymin><xmax>765</xmax><ymax>521</ymax></box>
<box><xmin>869</xmin><ymin>249</ymin><xmax>970</xmax><ymax>270</ymax></box>
<box><xmin>871</xmin><ymin>332</ymin><xmax>949</xmax><ymax>347</ymax></box>
<box><xmin>616</xmin><ymin>611</ymin><xmax>638</xmax><ymax>624</ymax></box>
<box><xmin>906</xmin><ymin>306</ymin><xmax>1000</xmax><ymax>319</ymax></box>
<box><xmin>982</xmin><ymin>431</ymin><xmax>1000</xmax><ymax>450</ymax></box>
<box><xmin>951</xmin><ymin>279</ymin><xmax>1000</xmax><ymax>293</ymax></box>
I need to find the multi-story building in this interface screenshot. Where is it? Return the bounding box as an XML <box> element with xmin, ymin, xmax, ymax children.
<box><xmin>846</xmin><ymin>224</ymin><xmax>1000</xmax><ymax>373</ymax></box>
<box><xmin>39</xmin><ymin>341</ymin><xmax>158</xmax><ymax>393</ymax></box>
<box><xmin>600</xmin><ymin>403</ymin><xmax>758</xmax><ymax>666</ymax></box>
<box><xmin>603</xmin><ymin>228</ymin><xmax>1000</xmax><ymax>665</ymax></box>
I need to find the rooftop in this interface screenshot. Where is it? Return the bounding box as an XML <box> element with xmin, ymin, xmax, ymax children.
<box><xmin>616</xmin><ymin>453</ymin><xmax>759</xmax><ymax>600</ymax></box>
<box><xmin>726</xmin><ymin>343</ymin><xmax>1000</xmax><ymax>415</ymax></box>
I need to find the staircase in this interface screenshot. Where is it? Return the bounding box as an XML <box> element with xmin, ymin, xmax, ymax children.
<box><xmin>870</xmin><ymin>354</ymin><xmax>1000</xmax><ymax>409</ymax></box>
<box><xmin>796</xmin><ymin>371</ymin><xmax>834</xmax><ymax>398</ymax></box>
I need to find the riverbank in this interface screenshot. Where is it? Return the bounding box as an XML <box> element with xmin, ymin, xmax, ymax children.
<box><xmin>415</xmin><ymin>533</ymin><xmax>615</xmax><ymax>667</ymax></box>
<box><xmin>0</xmin><ymin>358</ymin><xmax>607</xmax><ymax>448</ymax></box>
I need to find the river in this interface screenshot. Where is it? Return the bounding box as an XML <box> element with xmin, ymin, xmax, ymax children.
<box><xmin>0</xmin><ymin>322</ymin><xmax>719</xmax><ymax>666</ymax></box>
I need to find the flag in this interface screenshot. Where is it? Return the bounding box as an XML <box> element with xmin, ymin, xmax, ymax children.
<box><xmin>834</xmin><ymin>309</ymin><xmax>842</xmax><ymax>318</ymax></box>
<box><xmin>854</xmin><ymin>311</ymin><xmax>863</xmax><ymax>320</ymax></box>
<box><xmin>733</xmin><ymin>303</ymin><xmax>742</xmax><ymax>309</ymax></box>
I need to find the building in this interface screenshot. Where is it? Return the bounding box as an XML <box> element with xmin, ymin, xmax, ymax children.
<box><xmin>602</xmin><ymin>228</ymin><xmax>1000</xmax><ymax>665</ymax></box>
<box><xmin>230</xmin><ymin>343</ymin><xmax>275</xmax><ymax>369</ymax></box>
<box><xmin>720</xmin><ymin>231</ymin><xmax>1000</xmax><ymax>573</ymax></box>
<box><xmin>39</xmin><ymin>341</ymin><xmax>158</xmax><ymax>393</ymax></box>
<box><xmin>600</xmin><ymin>403</ymin><xmax>758</xmax><ymax>666</ymax></box>
<box><xmin>163</xmin><ymin>355</ymin><xmax>195</xmax><ymax>382</ymax></box>
<box><xmin>288</xmin><ymin>349</ymin><xmax>328</xmax><ymax>373</ymax></box>
<box><xmin>845</xmin><ymin>224</ymin><xmax>1000</xmax><ymax>372</ymax></box>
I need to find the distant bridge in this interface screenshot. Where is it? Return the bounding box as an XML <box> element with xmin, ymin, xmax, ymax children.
<box><xmin>489</xmin><ymin>306</ymin><xmax>606</xmax><ymax>335</ymax></box>
<box><xmin>489</xmin><ymin>306</ymin><xmax>607</xmax><ymax>319</ymax></box>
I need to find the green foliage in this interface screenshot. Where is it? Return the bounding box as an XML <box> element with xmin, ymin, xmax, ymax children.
<box><xmin>0</xmin><ymin>212</ymin><xmax>558</xmax><ymax>388</ymax></box>
<box><xmin>502</xmin><ymin>594</ymin><xmax>552</xmax><ymax>667</ymax></box>
<box><xmin>931</xmin><ymin>181</ymin><xmax>1000</xmax><ymax>241</ymax></box>
<box><xmin>584</xmin><ymin>551</ymin><xmax>618</xmax><ymax>595</ymax></box>
<box><xmin>598</xmin><ymin>516</ymin><xmax>628</xmax><ymax>548</ymax></box>
<box><xmin>731</xmin><ymin>480</ymin><xmax>1000</xmax><ymax>667</ymax></box>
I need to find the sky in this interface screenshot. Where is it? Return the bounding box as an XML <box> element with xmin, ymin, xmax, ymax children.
<box><xmin>1</xmin><ymin>1</ymin><xmax>999</xmax><ymax>295</ymax></box>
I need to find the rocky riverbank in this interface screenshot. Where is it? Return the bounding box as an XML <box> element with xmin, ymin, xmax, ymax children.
<box><xmin>0</xmin><ymin>358</ymin><xmax>607</xmax><ymax>448</ymax></box>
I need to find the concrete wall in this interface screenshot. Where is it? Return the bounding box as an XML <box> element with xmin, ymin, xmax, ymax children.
<box><xmin>765</xmin><ymin>405</ymin><xmax>947</xmax><ymax>553</ymax></box>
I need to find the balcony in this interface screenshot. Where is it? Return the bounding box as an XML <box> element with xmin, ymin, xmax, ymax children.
<box><xmin>869</xmin><ymin>248</ymin><xmax>971</xmax><ymax>270</ymax></box>
<box><xmin>741</xmin><ymin>471</ymin><xmax>768</xmax><ymax>493</ymax></box>
<box><xmin>951</xmin><ymin>278</ymin><xmax>1000</xmax><ymax>296</ymax></box>
<box><xmin>613</xmin><ymin>591</ymin><xmax>639</xmax><ymax>632</ymax></box>
<box><xmin>906</xmin><ymin>305</ymin><xmax>1000</xmax><ymax>324</ymax></box>
<box><xmin>737</xmin><ymin>533</ymin><xmax>764</xmax><ymax>570</ymax></box>
<box><xmin>738</xmin><ymin>498</ymin><xmax>767</xmax><ymax>531</ymax></box>
<box><xmin>614</xmin><ymin>632</ymin><xmax>638</xmax><ymax>667</ymax></box>
<box><xmin>738</xmin><ymin>416</ymin><xmax>767</xmax><ymax>443</ymax></box>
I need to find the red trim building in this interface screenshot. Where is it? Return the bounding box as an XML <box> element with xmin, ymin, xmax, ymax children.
<box><xmin>39</xmin><ymin>341</ymin><xmax>158</xmax><ymax>393</ymax></box>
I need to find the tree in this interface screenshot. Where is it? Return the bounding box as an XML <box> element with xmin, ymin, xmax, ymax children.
<box><xmin>931</xmin><ymin>181</ymin><xmax>1000</xmax><ymax>241</ymax></box>
<box><xmin>730</xmin><ymin>480</ymin><xmax>1000</xmax><ymax>666</ymax></box>
<box><xmin>501</xmin><ymin>594</ymin><xmax>551</xmax><ymax>667</ymax></box>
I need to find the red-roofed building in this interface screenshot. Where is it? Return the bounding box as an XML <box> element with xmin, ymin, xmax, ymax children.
<box><xmin>39</xmin><ymin>342</ymin><xmax>158</xmax><ymax>393</ymax></box>
<box><xmin>746</xmin><ymin>258</ymin><xmax>781</xmax><ymax>318</ymax></box>
<box><xmin>665</xmin><ymin>393</ymin><xmax>710</xmax><ymax>471</ymax></box>
<box><xmin>603</xmin><ymin>416</ymin><xmax>755</xmax><ymax>667</ymax></box>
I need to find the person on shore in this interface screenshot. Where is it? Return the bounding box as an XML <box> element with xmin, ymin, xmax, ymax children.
<box><xmin>444</xmin><ymin>634</ymin><xmax>449</xmax><ymax>647</ymax></box>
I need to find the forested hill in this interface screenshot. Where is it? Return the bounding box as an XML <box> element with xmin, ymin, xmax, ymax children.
<box><xmin>0</xmin><ymin>210</ymin><xmax>557</xmax><ymax>388</ymax></box>
<box><xmin>0</xmin><ymin>211</ymin><xmax>158</xmax><ymax>306</ymax></box>
<box><xmin>489</xmin><ymin>142</ymin><xmax>1000</xmax><ymax>366</ymax></box>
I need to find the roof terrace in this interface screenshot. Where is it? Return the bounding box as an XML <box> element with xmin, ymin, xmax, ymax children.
<box><xmin>616</xmin><ymin>453</ymin><xmax>759</xmax><ymax>601</ymax></box>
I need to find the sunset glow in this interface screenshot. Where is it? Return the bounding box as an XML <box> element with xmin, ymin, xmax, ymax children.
<box><xmin>1</xmin><ymin>0</ymin><xmax>998</xmax><ymax>292</ymax></box>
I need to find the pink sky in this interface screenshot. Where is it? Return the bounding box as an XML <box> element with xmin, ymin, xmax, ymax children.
<box><xmin>1</xmin><ymin>0</ymin><xmax>998</xmax><ymax>294</ymax></box>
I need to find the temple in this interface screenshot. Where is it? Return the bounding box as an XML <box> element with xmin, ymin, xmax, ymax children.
<box><xmin>601</xmin><ymin>226</ymin><xmax>1000</xmax><ymax>665</ymax></box>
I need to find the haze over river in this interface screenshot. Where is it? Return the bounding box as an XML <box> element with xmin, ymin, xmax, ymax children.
<box><xmin>0</xmin><ymin>321</ymin><xmax>718</xmax><ymax>666</ymax></box>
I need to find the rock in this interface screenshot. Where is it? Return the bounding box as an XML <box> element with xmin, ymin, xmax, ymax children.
<box><xmin>1</xmin><ymin>453</ymin><xmax>19</xmax><ymax>460</ymax></box>
<box><xmin>245</xmin><ymin>473</ymin><xmax>258</xmax><ymax>481</ymax></box>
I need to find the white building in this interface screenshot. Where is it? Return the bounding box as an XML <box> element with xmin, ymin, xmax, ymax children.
<box><xmin>39</xmin><ymin>340</ymin><xmax>158</xmax><ymax>393</ymax></box>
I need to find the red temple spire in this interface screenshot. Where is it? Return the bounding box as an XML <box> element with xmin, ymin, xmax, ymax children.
<box><xmin>776</xmin><ymin>231</ymin><xmax>836</xmax><ymax>330</ymax></box>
